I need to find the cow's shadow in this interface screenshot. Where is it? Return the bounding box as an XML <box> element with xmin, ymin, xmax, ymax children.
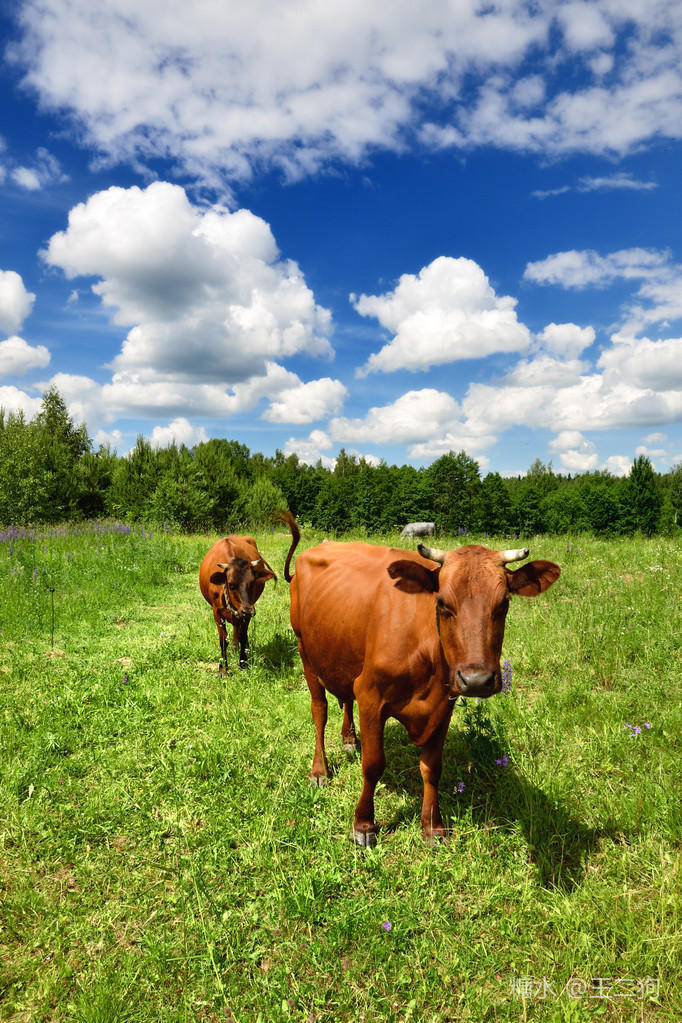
<box><xmin>373</xmin><ymin>716</ymin><xmax>620</xmax><ymax>893</ymax></box>
<box><xmin>256</xmin><ymin>630</ymin><xmax>299</xmax><ymax>672</ymax></box>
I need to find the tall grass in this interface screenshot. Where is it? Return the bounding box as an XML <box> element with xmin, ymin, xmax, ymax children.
<box><xmin>0</xmin><ymin>526</ymin><xmax>680</xmax><ymax>1021</ymax></box>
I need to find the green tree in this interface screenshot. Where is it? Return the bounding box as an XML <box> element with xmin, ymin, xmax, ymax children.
<box><xmin>478</xmin><ymin>472</ymin><xmax>512</xmax><ymax>535</ymax></box>
<box><xmin>425</xmin><ymin>451</ymin><xmax>481</xmax><ymax>534</ymax></box>
<box><xmin>242</xmin><ymin>476</ymin><xmax>287</xmax><ymax>528</ymax></box>
<box><xmin>626</xmin><ymin>455</ymin><xmax>662</xmax><ymax>535</ymax></box>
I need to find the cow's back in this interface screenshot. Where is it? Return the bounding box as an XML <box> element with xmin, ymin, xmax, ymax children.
<box><xmin>290</xmin><ymin>542</ymin><xmax>436</xmax><ymax>699</ymax></box>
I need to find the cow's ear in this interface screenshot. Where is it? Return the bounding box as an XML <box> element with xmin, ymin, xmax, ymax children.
<box><xmin>388</xmin><ymin>559</ymin><xmax>439</xmax><ymax>594</ymax></box>
<box><xmin>507</xmin><ymin>560</ymin><xmax>560</xmax><ymax>597</ymax></box>
<box><xmin>251</xmin><ymin>558</ymin><xmax>276</xmax><ymax>583</ymax></box>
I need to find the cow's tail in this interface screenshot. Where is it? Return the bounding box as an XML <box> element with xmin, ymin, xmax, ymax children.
<box><xmin>273</xmin><ymin>509</ymin><xmax>300</xmax><ymax>582</ymax></box>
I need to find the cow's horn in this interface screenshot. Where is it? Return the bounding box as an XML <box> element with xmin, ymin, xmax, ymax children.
<box><xmin>251</xmin><ymin>559</ymin><xmax>261</xmax><ymax>566</ymax></box>
<box><xmin>500</xmin><ymin>548</ymin><xmax>530</xmax><ymax>563</ymax></box>
<box><xmin>418</xmin><ymin>542</ymin><xmax>447</xmax><ymax>564</ymax></box>
<box><xmin>217</xmin><ymin>562</ymin><xmax>229</xmax><ymax>569</ymax></box>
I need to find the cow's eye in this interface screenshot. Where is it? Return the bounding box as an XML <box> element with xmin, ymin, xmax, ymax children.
<box><xmin>494</xmin><ymin>598</ymin><xmax>510</xmax><ymax>618</ymax></box>
<box><xmin>436</xmin><ymin>597</ymin><xmax>454</xmax><ymax>619</ymax></box>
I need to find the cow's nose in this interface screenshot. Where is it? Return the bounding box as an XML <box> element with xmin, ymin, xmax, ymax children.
<box><xmin>456</xmin><ymin>667</ymin><xmax>496</xmax><ymax>697</ymax></box>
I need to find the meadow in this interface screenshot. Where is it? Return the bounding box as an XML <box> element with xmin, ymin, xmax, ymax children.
<box><xmin>0</xmin><ymin>522</ymin><xmax>680</xmax><ymax>1022</ymax></box>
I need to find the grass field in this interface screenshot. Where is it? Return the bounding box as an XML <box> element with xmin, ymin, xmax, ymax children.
<box><xmin>0</xmin><ymin>522</ymin><xmax>680</xmax><ymax>1022</ymax></box>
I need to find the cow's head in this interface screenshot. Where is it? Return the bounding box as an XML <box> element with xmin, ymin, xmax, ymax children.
<box><xmin>387</xmin><ymin>544</ymin><xmax>560</xmax><ymax>699</ymax></box>
<box><xmin>216</xmin><ymin>557</ymin><xmax>276</xmax><ymax>619</ymax></box>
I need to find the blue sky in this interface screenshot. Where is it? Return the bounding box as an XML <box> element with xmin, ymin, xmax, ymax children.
<box><xmin>1</xmin><ymin>0</ymin><xmax>682</xmax><ymax>477</ymax></box>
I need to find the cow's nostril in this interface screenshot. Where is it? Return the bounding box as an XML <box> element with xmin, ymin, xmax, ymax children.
<box><xmin>457</xmin><ymin>668</ymin><xmax>496</xmax><ymax>694</ymax></box>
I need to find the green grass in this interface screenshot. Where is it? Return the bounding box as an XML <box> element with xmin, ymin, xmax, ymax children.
<box><xmin>0</xmin><ymin>524</ymin><xmax>680</xmax><ymax>1022</ymax></box>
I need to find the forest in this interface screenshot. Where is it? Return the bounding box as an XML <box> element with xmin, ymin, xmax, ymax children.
<box><xmin>1</xmin><ymin>386</ymin><xmax>680</xmax><ymax>536</ymax></box>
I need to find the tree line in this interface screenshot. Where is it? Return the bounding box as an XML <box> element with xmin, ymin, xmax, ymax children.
<box><xmin>1</xmin><ymin>387</ymin><xmax>680</xmax><ymax>536</ymax></box>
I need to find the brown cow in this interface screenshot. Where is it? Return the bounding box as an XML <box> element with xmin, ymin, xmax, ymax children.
<box><xmin>199</xmin><ymin>536</ymin><xmax>276</xmax><ymax>672</ymax></box>
<box><xmin>282</xmin><ymin>526</ymin><xmax>560</xmax><ymax>846</ymax></box>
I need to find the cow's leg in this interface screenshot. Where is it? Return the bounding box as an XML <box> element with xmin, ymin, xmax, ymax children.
<box><xmin>300</xmin><ymin>652</ymin><xmax>329</xmax><ymax>786</ymax></box>
<box><xmin>341</xmin><ymin>699</ymin><xmax>357</xmax><ymax>753</ymax></box>
<box><xmin>213</xmin><ymin>609</ymin><xmax>229</xmax><ymax>674</ymax></box>
<box><xmin>237</xmin><ymin>618</ymin><xmax>250</xmax><ymax>669</ymax></box>
<box><xmin>419</xmin><ymin>712</ymin><xmax>452</xmax><ymax>842</ymax></box>
<box><xmin>352</xmin><ymin>701</ymin><xmax>386</xmax><ymax>848</ymax></box>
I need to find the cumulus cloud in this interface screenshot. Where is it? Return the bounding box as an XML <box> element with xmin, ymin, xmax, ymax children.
<box><xmin>329</xmin><ymin>389</ymin><xmax>460</xmax><ymax>445</ymax></box>
<box><xmin>0</xmin><ymin>270</ymin><xmax>35</xmax><ymax>334</ymax></box>
<box><xmin>598</xmin><ymin>334</ymin><xmax>682</xmax><ymax>390</ymax></box>
<box><xmin>0</xmin><ymin>385</ymin><xmax>42</xmax><ymax>419</ymax></box>
<box><xmin>537</xmin><ymin>322</ymin><xmax>595</xmax><ymax>359</ymax></box>
<box><xmin>149</xmin><ymin>418</ymin><xmax>209</xmax><ymax>449</ymax></box>
<box><xmin>93</xmin><ymin>427</ymin><xmax>123</xmax><ymax>449</ymax></box>
<box><xmin>42</xmin><ymin>182</ymin><xmax>333</xmax><ymax>386</ymax></box>
<box><xmin>11</xmin><ymin>1</ymin><xmax>682</xmax><ymax>183</ymax></box>
<box><xmin>0</xmin><ymin>335</ymin><xmax>50</xmax><ymax>376</ymax></box>
<box><xmin>283</xmin><ymin>430</ymin><xmax>336</xmax><ymax>468</ymax></box>
<box><xmin>263</xmin><ymin>377</ymin><xmax>347</xmax><ymax>424</ymax></box>
<box><xmin>548</xmin><ymin>430</ymin><xmax>599</xmax><ymax>472</ymax></box>
<box><xmin>353</xmin><ymin>257</ymin><xmax>530</xmax><ymax>376</ymax></box>
<box><xmin>605</xmin><ymin>455</ymin><xmax>631</xmax><ymax>476</ymax></box>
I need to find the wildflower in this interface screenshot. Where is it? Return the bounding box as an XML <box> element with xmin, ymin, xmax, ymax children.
<box><xmin>382</xmin><ymin>920</ymin><xmax>391</xmax><ymax>932</ymax></box>
<box><xmin>501</xmin><ymin>659</ymin><xmax>512</xmax><ymax>694</ymax></box>
<box><xmin>457</xmin><ymin>781</ymin><xmax>465</xmax><ymax>794</ymax></box>
<box><xmin>643</xmin><ymin>722</ymin><xmax>651</xmax><ymax>729</ymax></box>
<box><xmin>495</xmin><ymin>755</ymin><xmax>509</xmax><ymax>767</ymax></box>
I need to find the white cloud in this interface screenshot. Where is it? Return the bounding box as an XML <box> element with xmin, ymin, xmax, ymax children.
<box><xmin>330</xmin><ymin>388</ymin><xmax>460</xmax><ymax>445</ymax></box>
<box><xmin>149</xmin><ymin>418</ymin><xmax>209</xmax><ymax>449</ymax></box>
<box><xmin>283</xmin><ymin>430</ymin><xmax>336</xmax><ymax>468</ymax></box>
<box><xmin>642</xmin><ymin>431</ymin><xmax>667</xmax><ymax>444</ymax></box>
<box><xmin>9</xmin><ymin>148</ymin><xmax>66</xmax><ymax>190</ymax></box>
<box><xmin>263</xmin><ymin>377</ymin><xmax>347</xmax><ymax>424</ymax></box>
<box><xmin>0</xmin><ymin>335</ymin><xmax>50</xmax><ymax>376</ymax></box>
<box><xmin>532</xmin><ymin>172</ymin><xmax>658</xmax><ymax>198</ymax></box>
<box><xmin>537</xmin><ymin>322</ymin><xmax>595</xmax><ymax>358</ymax></box>
<box><xmin>605</xmin><ymin>455</ymin><xmax>631</xmax><ymax>477</ymax></box>
<box><xmin>501</xmin><ymin>354</ymin><xmax>587</xmax><ymax>389</ymax></box>
<box><xmin>0</xmin><ymin>270</ymin><xmax>35</xmax><ymax>334</ymax></box>
<box><xmin>0</xmin><ymin>385</ymin><xmax>42</xmax><ymax>419</ymax></box>
<box><xmin>548</xmin><ymin>430</ymin><xmax>599</xmax><ymax>472</ymax></box>
<box><xmin>11</xmin><ymin>167</ymin><xmax>41</xmax><ymax>190</ymax></box>
<box><xmin>42</xmin><ymin>182</ymin><xmax>333</xmax><ymax>389</ymax></box>
<box><xmin>93</xmin><ymin>427</ymin><xmax>123</xmax><ymax>449</ymax></box>
<box><xmin>12</xmin><ymin>1</ymin><xmax>682</xmax><ymax>182</ymax></box>
<box><xmin>557</xmin><ymin>2</ymin><xmax>614</xmax><ymax>54</ymax></box>
<box><xmin>598</xmin><ymin>335</ymin><xmax>682</xmax><ymax>390</ymax></box>
<box><xmin>523</xmin><ymin>248</ymin><xmax>669</xmax><ymax>289</ymax></box>
<box><xmin>353</xmin><ymin>256</ymin><xmax>530</xmax><ymax>376</ymax></box>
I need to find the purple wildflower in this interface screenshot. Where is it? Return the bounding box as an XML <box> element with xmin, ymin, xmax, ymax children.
<box><xmin>643</xmin><ymin>722</ymin><xmax>651</xmax><ymax>729</ymax></box>
<box><xmin>382</xmin><ymin>920</ymin><xmax>391</xmax><ymax>932</ymax></box>
<box><xmin>495</xmin><ymin>755</ymin><xmax>510</xmax><ymax>767</ymax></box>
<box><xmin>457</xmin><ymin>781</ymin><xmax>465</xmax><ymax>794</ymax></box>
<box><xmin>501</xmin><ymin>659</ymin><xmax>512</xmax><ymax>695</ymax></box>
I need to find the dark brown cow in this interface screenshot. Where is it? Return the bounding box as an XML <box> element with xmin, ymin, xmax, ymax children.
<box><xmin>282</xmin><ymin>525</ymin><xmax>560</xmax><ymax>846</ymax></box>
<box><xmin>199</xmin><ymin>536</ymin><xmax>276</xmax><ymax>672</ymax></box>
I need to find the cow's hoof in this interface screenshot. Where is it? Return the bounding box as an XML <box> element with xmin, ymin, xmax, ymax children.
<box><xmin>309</xmin><ymin>774</ymin><xmax>328</xmax><ymax>788</ymax></box>
<box><xmin>351</xmin><ymin>826</ymin><xmax>378</xmax><ymax>849</ymax></box>
<box><xmin>423</xmin><ymin>829</ymin><xmax>449</xmax><ymax>846</ymax></box>
<box><xmin>342</xmin><ymin>741</ymin><xmax>358</xmax><ymax>754</ymax></box>
<box><xmin>218</xmin><ymin>663</ymin><xmax>227</xmax><ymax>676</ymax></box>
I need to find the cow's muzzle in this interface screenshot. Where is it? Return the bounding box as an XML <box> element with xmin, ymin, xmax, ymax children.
<box><xmin>454</xmin><ymin>666</ymin><xmax>497</xmax><ymax>698</ymax></box>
